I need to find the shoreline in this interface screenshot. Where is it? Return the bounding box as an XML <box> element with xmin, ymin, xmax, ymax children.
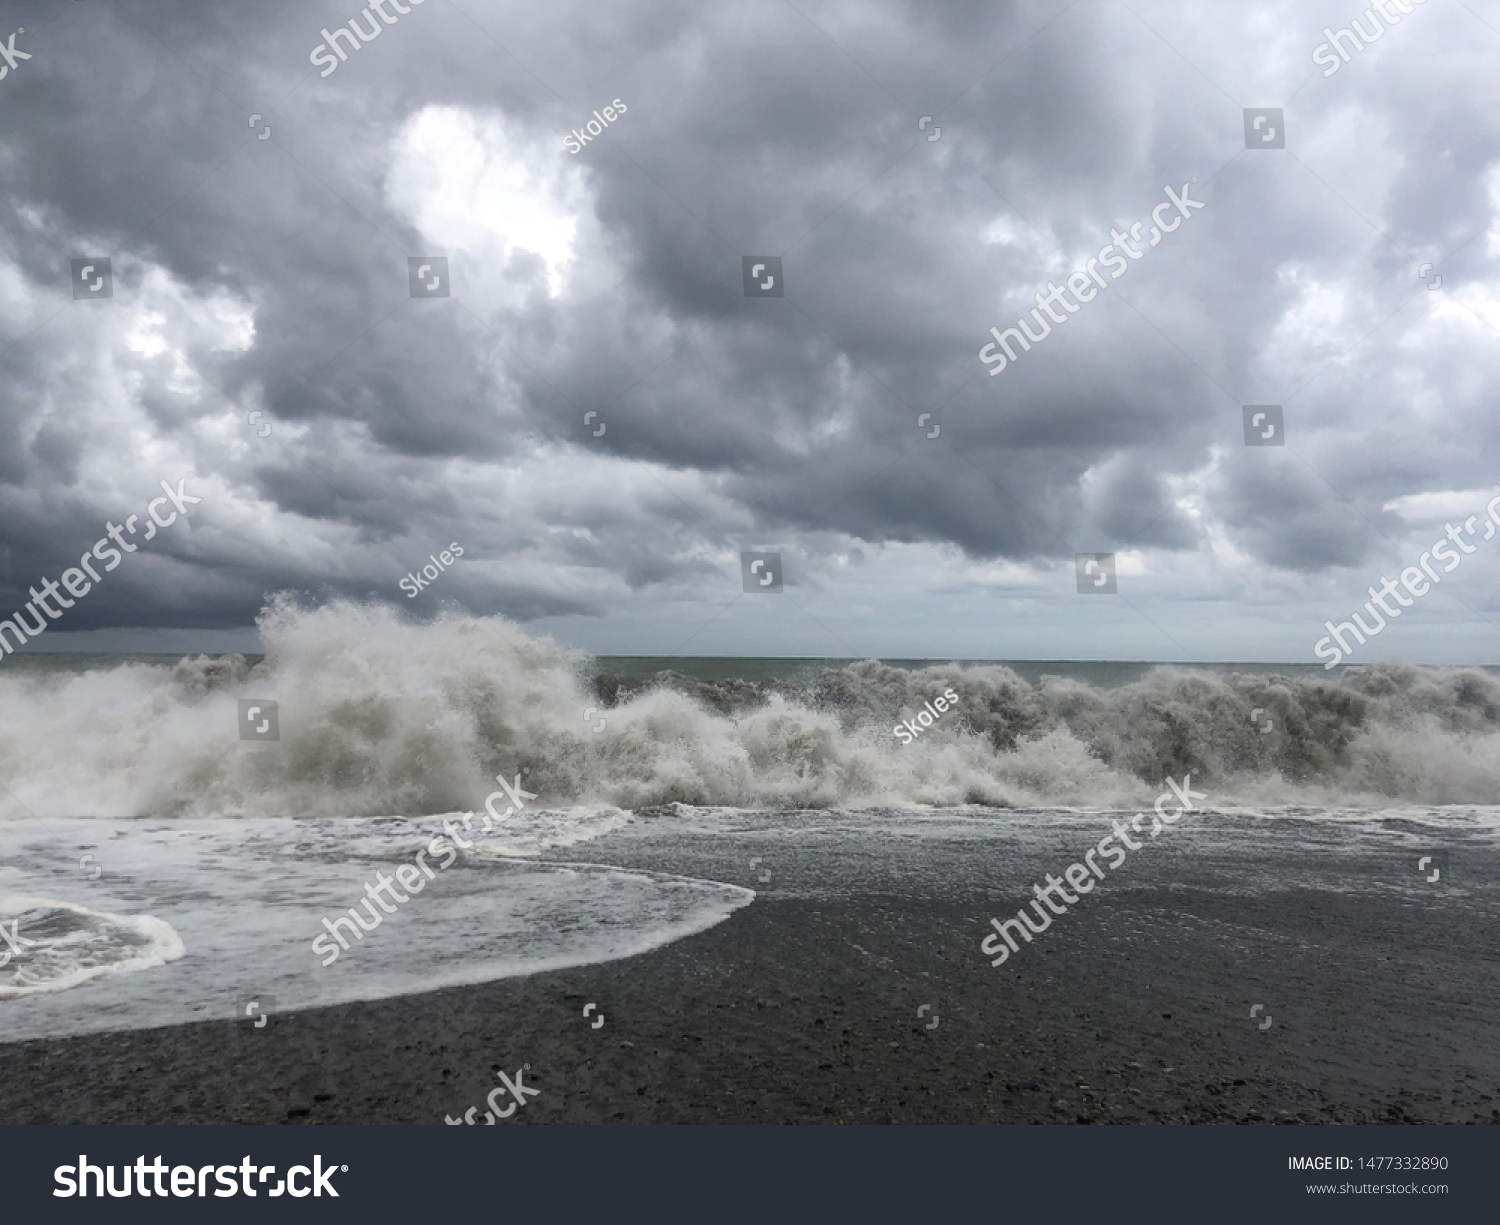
<box><xmin>3</xmin><ymin>810</ymin><xmax>1497</xmax><ymax>1125</ymax></box>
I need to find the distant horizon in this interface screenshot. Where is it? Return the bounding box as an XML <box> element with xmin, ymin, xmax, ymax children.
<box><xmin>5</xmin><ymin>645</ymin><xmax>1499</xmax><ymax>671</ymax></box>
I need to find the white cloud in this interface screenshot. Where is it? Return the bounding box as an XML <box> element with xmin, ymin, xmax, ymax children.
<box><xmin>385</xmin><ymin>105</ymin><xmax>589</xmax><ymax>298</ymax></box>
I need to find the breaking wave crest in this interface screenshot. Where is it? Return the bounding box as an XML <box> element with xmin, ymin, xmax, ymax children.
<box><xmin>2</xmin><ymin>597</ymin><xmax>1498</xmax><ymax>817</ymax></box>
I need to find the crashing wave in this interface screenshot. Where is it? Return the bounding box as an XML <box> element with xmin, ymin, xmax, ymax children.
<box><xmin>0</xmin><ymin>596</ymin><xmax>1497</xmax><ymax>817</ymax></box>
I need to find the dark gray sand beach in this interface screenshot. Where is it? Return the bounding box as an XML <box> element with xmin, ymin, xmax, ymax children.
<box><xmin>3</xmin><ymin>807</ymin><xmax>1497</xmax><ymax>1125</ymax></box>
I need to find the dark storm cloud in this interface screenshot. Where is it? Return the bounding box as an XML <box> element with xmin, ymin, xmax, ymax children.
<box><xmin>0</xmin><ymin>0</ymin><xmax>1497</xmax><ymax>643</ymax></box>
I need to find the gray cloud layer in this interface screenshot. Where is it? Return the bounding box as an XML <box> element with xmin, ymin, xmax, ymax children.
<box><xmin>1</xmin><ymin>0</ymin><xmax>1497</xmax><ymax>661</ymax></box>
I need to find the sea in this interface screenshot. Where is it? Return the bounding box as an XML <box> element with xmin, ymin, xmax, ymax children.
<box><xmin>2</xmin><ymin>599</ymin><xmax>1498</xmax><ymax>1043</ymax></box>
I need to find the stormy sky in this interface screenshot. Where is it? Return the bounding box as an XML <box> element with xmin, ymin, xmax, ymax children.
<box><xmin>1</xmin><ymin>0</ymin><xmax>1497</xmax><ymax>664</ymax></box>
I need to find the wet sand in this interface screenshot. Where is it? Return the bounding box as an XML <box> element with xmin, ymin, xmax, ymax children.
<box><xmin>2</xmin><ymin>809</ymin><xmax>1497</xmax><ymax>1124</ymax></box>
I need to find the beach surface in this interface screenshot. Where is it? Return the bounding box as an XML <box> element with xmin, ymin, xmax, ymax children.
<box><xmin>3</xmin><ymin>806</ymin><xmax>1497</xmax><ymax>1125</ymax></box>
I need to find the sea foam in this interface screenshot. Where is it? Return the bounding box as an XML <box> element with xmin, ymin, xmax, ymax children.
<box><xmin>1</xmin><ymin>595</ymin><xmax>1498</xmax><ymax>819</ymax></box>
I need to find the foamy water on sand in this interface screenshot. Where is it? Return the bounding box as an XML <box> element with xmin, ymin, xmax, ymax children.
<box><xmin>0</xmin><ymin>895</ymin><xmax>184</xmax><ymax>1001</ymax></box>
<box><xmin>0</xmin><ymin>812</ymin><xmax>751</xmax><ymax>1043</ymax></box>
